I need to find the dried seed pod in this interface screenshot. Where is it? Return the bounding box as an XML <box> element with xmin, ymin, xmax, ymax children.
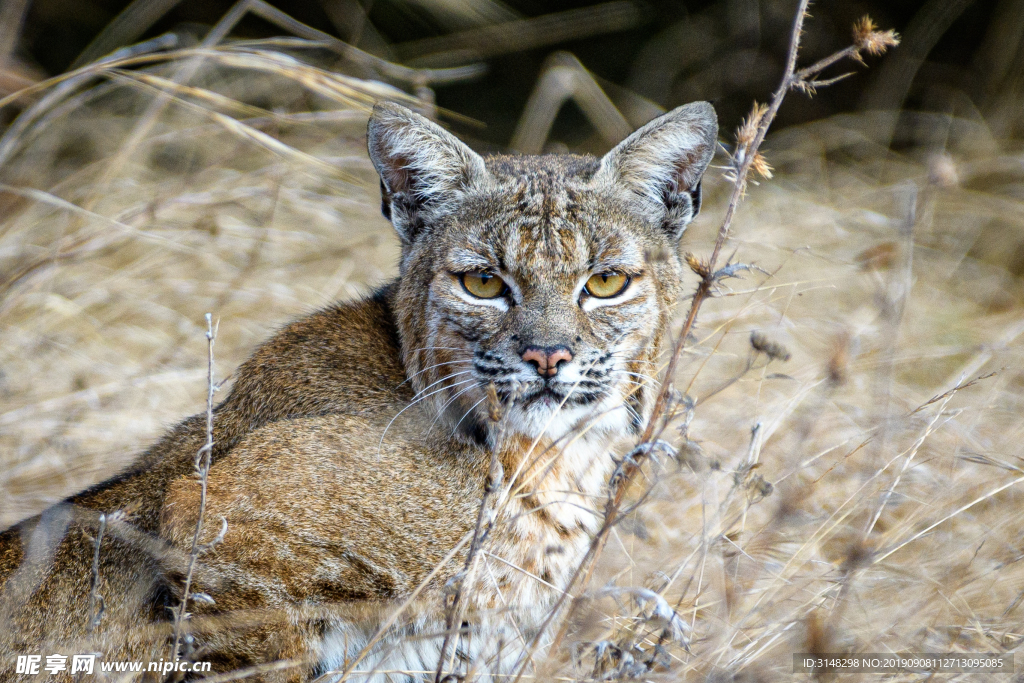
<box><xmin>750</xmin><ymin>331</ymin><xmax>791</xmax><ymax>362</ymax></box>
<box><xmin>852</xmin><ymin>15</ymin><xmax>901</xmax><ymax>57</ymax></box>
<box><xmin>485</xmin><ymin>382</ymin><xmax>502</xmax><ymax>423</ymax></box>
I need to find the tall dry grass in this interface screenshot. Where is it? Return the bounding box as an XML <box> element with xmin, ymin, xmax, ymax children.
<box><xmin>1</xmin><ymin>15</ymin><xmax>1024</xmax><ymax>683</ymax></box>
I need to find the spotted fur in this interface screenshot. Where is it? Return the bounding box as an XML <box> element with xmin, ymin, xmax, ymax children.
<box><xmin>0</xmin><ymin>101</ymin><xmax>716</xmax><ymax>682</ymax></box>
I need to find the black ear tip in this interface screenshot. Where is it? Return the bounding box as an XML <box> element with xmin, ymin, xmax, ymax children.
<box><xmin>690</xmin><ymin>179</ymin><xmax>703</xmax><ymax>217</ymax></box>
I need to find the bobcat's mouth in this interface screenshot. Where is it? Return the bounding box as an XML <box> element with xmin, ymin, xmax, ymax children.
<box><xmin>471</xmin><ymin>362</ymin><xmax>615</xmax><ymax>413</ymax></box>
<box><xmin>518</xmin><ymin>382</ymin><xmax>606</xmax><ymax>408</ymax></box>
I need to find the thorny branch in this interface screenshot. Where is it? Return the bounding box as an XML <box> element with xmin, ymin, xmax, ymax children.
<box><xmin>510</xmin><ymin>3</ymin><xmax>900</xmax><ymax>677</ymax></box>
<box><xmin>170</xmin><ymin>313</ymin><xmax>226</xmax><ymax>660</ymax></box>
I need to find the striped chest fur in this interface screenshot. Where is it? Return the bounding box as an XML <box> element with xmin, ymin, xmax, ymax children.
<box><xmin>471</xmin><ymin>430</ymin><xmax>624</xmax><ymax>624</ymax></box>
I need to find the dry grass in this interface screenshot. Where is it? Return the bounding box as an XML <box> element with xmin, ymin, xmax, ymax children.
<box><xmin>0</xmin><ymin>43</ymin><xmax>401</xmax><ymax>527</ymax></box>
<box><xmin>2</xmin><ymin>24</ymin><xmax>1024</xmax><ymax>683</ymax></box>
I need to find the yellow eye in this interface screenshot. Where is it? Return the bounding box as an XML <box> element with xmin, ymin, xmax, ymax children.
<box><xmin>585</xmin><ymin>272</ymin><xmax>630</xmax><ymax>298</ymax></box>
<box><xmin>460</xmin><ymin>272</ymin><xmax>506</xmax><ymax>299</ymax></box>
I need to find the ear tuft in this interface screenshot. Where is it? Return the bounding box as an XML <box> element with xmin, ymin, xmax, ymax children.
<box><xmin>367</xmin><ymin>102</ymin><xmax>490</xmax><ymax>243</ymax></box>
<box><xmin>595</xmin><ymin>102</ymin><xmax>718</xmax><ymax>239</ymax></box>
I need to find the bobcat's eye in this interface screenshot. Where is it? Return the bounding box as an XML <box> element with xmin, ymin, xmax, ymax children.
<box><xmin>585</xmin><ymin>272</ymin><xmax>630</xmax><ymax>299</ymax></box>
<box><xmin>460</xmin><ymin>272</ymin><xmax>507</xmax><ymax>299</ymax></box>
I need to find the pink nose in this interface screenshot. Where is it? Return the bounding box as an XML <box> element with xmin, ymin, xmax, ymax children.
<box><xmin>522</xmin><ymin>346</ymin><xmax>573</xmax><ymax>378</ymax></box>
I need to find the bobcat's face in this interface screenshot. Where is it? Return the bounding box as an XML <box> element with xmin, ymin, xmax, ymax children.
<box><xmin>398</xmin><ymin>157</ymin><xmax>682</xmax><ymax>442</ymax></box>
<box><xmin>369</xmin><ymin>103</ymin><xmax>717</xmax><ymax>445</ymax></box>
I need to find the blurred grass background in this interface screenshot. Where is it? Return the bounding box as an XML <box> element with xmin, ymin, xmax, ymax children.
<box><xmin>5</xmin><ymin>0</ymin><xmax>1022</xmax><ymax>151</ymax></box>
<box><xmin>2</xmin><ymin>0</ymin><xmax>1024</xmax><ymax>679</ymax></box>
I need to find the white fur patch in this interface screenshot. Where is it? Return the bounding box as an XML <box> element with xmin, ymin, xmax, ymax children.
<box><xmin>504</xmin><ymin>384</ymin><xmax>632</xmax><ymax>443</ymax></box>
<box><xmin>453</xmin><ymin>283</ymin><xmax>509</xmax><ymax>311</ymax></box>
<box><xmin>318</xmin><ymin>616</ymin><xmax>523</xmax><ymax>682</ymax></box>
<box><xmin>580</xmin><ymin>281</ymin><xmax>643</xmax><ymax>312</ymax></box>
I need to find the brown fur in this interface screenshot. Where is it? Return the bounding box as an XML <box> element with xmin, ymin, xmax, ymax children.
<box><xmin>0</xmin><ymin>101</ymin><xmax>717</xmax><ymax>681</ymax></box>
<box><xmin>0</xmin><ymin>290</ymin><xmax>409</xmax><ymax>676</ymax></box>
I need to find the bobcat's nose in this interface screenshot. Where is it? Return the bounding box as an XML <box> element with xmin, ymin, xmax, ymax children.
<box><xmin>521</xmin><ymin>346</ymin><xmax>573</xmax><ymax>378</ymax></box>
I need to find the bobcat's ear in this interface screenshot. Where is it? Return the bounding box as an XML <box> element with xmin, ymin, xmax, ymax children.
<box><xmin>367</xmin><ymin>102</ymin><xmax>490</xmax><ymax>243</ymax></box>
<box><xmin>594</xmin><ymin>101</ymin><xmax>718</xmax><ymax>239</ymax></box>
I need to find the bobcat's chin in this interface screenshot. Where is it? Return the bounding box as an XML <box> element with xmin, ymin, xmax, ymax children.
<box><xmin>506</xmin><ymin>389</ymin><xmax>636</xmax><ymax>442</ymax></box>
<box><xmin>462</xmin><ymin>375</ymin><xmax>639</xmax><ymax>444</ymax></box>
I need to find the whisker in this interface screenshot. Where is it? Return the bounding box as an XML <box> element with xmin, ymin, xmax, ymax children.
<box><xmin>607</xmin><ymin>356</ymin><xmax>658</xmax><ymax>366</ymax></box>
<box><xmin>377</xmin><ymin>378</ymin><xmax>478</xmax><ymax>455</ymax></box>
<box><xmin>622</xmin><ymin>402</ymin><xmax>644</xmax><ymax>427</ymax></box>
<box><xmin>451</xmin><ymin>395</ymin><xmax>489</xmax><ymax>437</ymax></box>
<box><xmin>514</xmin><ymin>488</ymin><xmax>605</xmax><ymax>500</ymax></box>
<box><xmin>611</xmin><ymin>370</ymin><xmax>660</xmax><ymax>384</ymax></box>
<box><xmin>503</xmin><ymin>498</ymin><xmax>602</xmax><ymax>522</ymax></box>
<box><xmin>398</xmin><ymin>360</ymin><xmax>474</xmax><ymax>388</ymax></box>
<box><xmin>409</xmin><ymin>370</ymin><xmax>474</xmax><ymax>401</ymax></box>
<box><xmin>614</xmin><ymin>374</ymin><xmax>658</xmax><ymax>385</ymax></box>
<box><xmin>428</xmin><ymin>381</ymin><xmax>482</xmax><ymax>432</ymax></box>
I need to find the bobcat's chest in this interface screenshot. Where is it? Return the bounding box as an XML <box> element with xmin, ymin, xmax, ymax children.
<box><xmin>316</xmin><ymin>435</ymin><xmax>618</xmax><ymax>680</ymax></box>
<box><xmin>468</xmin><ymin>433</ymin><xmax>617</xmax><ymax>627</ymax></box>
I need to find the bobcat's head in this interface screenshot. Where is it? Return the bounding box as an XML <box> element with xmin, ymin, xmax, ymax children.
<box><xmin>368</xmin><ymin>102</ymin><xmax>717</xmax><ymax>447</ymax></box>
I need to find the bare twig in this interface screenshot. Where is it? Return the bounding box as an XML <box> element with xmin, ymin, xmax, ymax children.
<box><xmin>909</xmin><ymin>372</ymin><xmax>997</xmax><ymax>415</ymax></box>
<box><xmin>434</xmin><ymin>383</ymin><xmax>507</xmax><ymax>682</ymax></box>
<box><xmin>862</xmin><ymin>389</ymin><xmax>957</xmax><ymax>539</ymax></box>
<box><xmin>509</xmin><ymin>4</ymin><xmax>901</xmax><ymax>677</ymax></box>
<box><xmin>395</xmin><ymin>2</ymin><xmax>643</xmax><ymax>64</ymax></box>
<box><xmin>873</xmin><ymin>475</ymin><xmax>1024</xmax><ymax>565</ymax></box>
<box><xmin>239</xmin><ymin>0</ymin><xmax>486</xmax><ymax>86</ymax></box>
<box><xmin>868</xmin><ymin>184</ymin><xmax>917</xmax><ymax>466</ymax></box>
<box><xmin>85</xmin><ymin>512</ymin><xmax>107</xmax><ymax>634</ymax></box>
<box><xmin>0</xmin><ymin>33</ymin><xmax>180</xmax><ymax>169</ymax></box>
<box><xmin>70</xmin><ymin>0</ymin><xmax>186</xmax><ymax>69</ymax></box>
<box><xmin>169</xmin><ymin>313</ymin><xmax>219</xmax><ymax>659</ymax></box>
<box><xmin>510</xmin><ymin>51</ymin><xmax>632</xmax><ymax>154</ymax></box>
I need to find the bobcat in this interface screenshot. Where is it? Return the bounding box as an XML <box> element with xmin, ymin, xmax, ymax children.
<box><xmin>0</xmin><ymin>100</ymin><xmax>717</xmax><ymax>681</ymax></box>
